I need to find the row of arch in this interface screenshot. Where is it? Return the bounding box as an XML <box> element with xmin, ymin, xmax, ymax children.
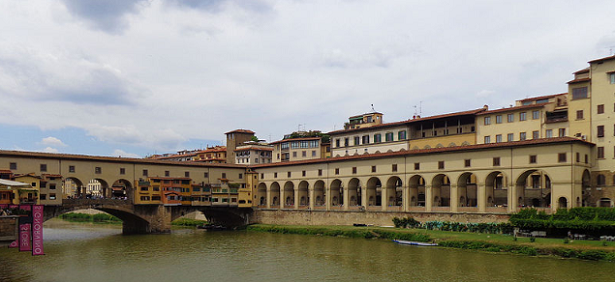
<box><xmin>256</xmin><ymin>169</ymin><xmax>590</xmax><ymax>211</ymax></box>
<box><xmin>62</xmin><ymin>177</ymin><xmax>132</xmax><ymax>199</ymax></box>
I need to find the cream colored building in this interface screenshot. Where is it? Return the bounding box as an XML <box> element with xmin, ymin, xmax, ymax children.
<box><xmin>271</xmin><ymin>137</ymin><xmax>322</xmax><ymax>163</ymax></box>
<box><xmin>235</xmin><ymin>145</ymin><xmax>273</xmax><ymax>165</ymax></box>
<box><xmin>252</xmin><ymin>138</ymin><xmax>592</xmax><ymax>213</ymax></box>
<box><xmin>330</xmin><ymin>108</ymin><xmax>483</xmax><ymax>157</ymax></box>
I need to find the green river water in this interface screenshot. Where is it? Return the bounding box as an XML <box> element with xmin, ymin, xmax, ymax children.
<box><xmin>1</xmin><ymin>219</ymin><xmax>613</xmax><ymax>282</ymax></box>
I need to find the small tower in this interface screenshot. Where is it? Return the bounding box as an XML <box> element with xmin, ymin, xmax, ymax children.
<box><xmin>225</xmin><ymin>129</ymin><xmax>255</xmax><ymax>164</ymax></box>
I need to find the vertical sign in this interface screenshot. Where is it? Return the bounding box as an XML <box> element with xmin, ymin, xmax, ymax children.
<box><xmin>32</xmin><ymin>205</ymin><xmax>44</xmax><ymax>255</ymax></box>
<box><xmin>19</xmin><ymin>224</ymin><xmax>32</xmax><ymax>252</ymax></box>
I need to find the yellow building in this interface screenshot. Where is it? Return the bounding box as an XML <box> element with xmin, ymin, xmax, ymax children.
<box><xmin>12</xmin><ymin>174</ymin><xmax>41</xmax><ymax>205</ymax></box>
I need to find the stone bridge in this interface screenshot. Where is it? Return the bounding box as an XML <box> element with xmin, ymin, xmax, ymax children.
<box><xmin>43</xmin><ymin>199</ymin><xmax>254</xmax><ymax>234</ymax></box>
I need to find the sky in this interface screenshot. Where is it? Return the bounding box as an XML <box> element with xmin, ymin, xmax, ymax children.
<box><xmin>1</xmin><ymin>0</ymin><xmax>615</xmax><ymax>158</ymax></box>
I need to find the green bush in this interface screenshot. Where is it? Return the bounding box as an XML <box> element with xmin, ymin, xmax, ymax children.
<box><xmin>171</xmin><ymin>218</ymin><xmax>208</xmax><ymax>226</ymax></box>
<box><xmin>577</xmin><ymin>250</ymin><xmax>607</xmax><ymax>261</ymax></box>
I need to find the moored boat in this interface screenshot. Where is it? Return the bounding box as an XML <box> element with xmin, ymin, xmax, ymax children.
<box><xmin>392</xmin><ymin>239</ymin><xmax>438</xmax><ymax>246</ymax></box>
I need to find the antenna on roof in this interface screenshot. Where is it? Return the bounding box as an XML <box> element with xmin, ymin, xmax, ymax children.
<box><xmin>419</xmin><ymin>101</ymin><xmax>423</xmax><ymax>116</ymax></box>
<box><xmin>371</xmin><ymin>104</ymin><xmax>375</xmax><ymax>112</ymax></box>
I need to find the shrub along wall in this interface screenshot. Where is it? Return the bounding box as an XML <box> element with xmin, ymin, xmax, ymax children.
<box><xmin>393</xmin><ymin>217</ymin><xmax>514</xmax><ymax>234</ymax></box>
<box><xmin>509</xmin><ymin>208</ymin><xmax>615</xmax><ymax>237</ymax></box>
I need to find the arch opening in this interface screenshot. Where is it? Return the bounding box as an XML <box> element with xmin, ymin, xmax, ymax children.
<box><xmin>408</xmin><ymin>175</ymin><xmax>426</xmax><ymax>207</ymax></box>
<box><xmin>366</xmin><ymin>177</ymin><xmax>382</xmax><ymax>206</ymax></box>
<box><xmin>457</xmin><ymin>173</ymin><xmax>477</xmax><ymax>207</ymax></box>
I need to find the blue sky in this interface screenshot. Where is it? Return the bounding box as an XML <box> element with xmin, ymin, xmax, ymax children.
<box><xmin>0</xmin><ymin>124</ymin><xmax>221</xmax><ymax>157</ymax></box>
<box><xmin>1</xmin><ymin>0</ymin><xmax>615</xmax><ymax>157</ymax></box>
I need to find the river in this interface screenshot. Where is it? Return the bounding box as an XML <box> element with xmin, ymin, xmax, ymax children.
<box><xmin>1</xmin><ymin>219</ymin><xmax>612</xmax><ymax>282</ymax></box>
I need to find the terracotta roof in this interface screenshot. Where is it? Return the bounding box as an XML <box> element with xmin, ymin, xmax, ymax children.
<box><xmin>0</xmin><ymin>170</ymin><xmax>12</xmax><ymax>173</ymax></box>
<box><xmin>588</xmin><ymin>55</ymin><xmax>615</xmax><ymax>64</ymax></box>
<box><xmin>149</xmin><ymin>176</ymin><xmax>192</xmax><ymax>181</ymax></box>
<box><xmin>235</xmin><ymin>146</ymin><xmax>274</xmax><ymax>152</ymax></box>
<box><xmin>250</xmin><ymin>137</ymin><xmax>592</xmax><ymax>169</ymax></box>
<box><xmin>477</xmin><ymin>104</ymin><xmax>544</xmax><ymax>115</ymax></box>
<box><xmin>225</xmin><ymin>129</ymin><xmax>255</xmax><ymax>134</ymax></box>
<box><xmin>407</xmin><ymin>108</ymin><xmax>487</xmax><ymax>123</ymax></box>
<box><xmin>42</xmin><ymin>174</ymin><xmax>63</xmax><ymax>178</ymax></box>
<box><xmin>567</xmin><ymin>77</ymin><xmax>591</xmax><ymax>84</ymax></box>
<box><xmin>517</xmin><ymin>93</ymin><xmax>567</xmax><ymax>103</ymax></box>
<box><xmin>269</xmin><ymin>137</ymin><xmax>321</xmax><ymax>145</ymax></box>
<box><xmin>0</xmin><ymin>150</ymin><xmax>246</xmax><ymax>169</ymax></box>
<box><xmin>14</xmin><ymin>173</ymin><xmax>41</xmax><ymax>179</ymax></box>
<box><xmin>574</xmin><ymin>67</ymin><xmax>590</xmax><ymax>74</ymax></box>
<box><xmin>328</xmin><ymin>108</ymin><xmax>486</xmax><ymax>135</ymax></box>
<box><xmin>328</xmin><ymin>120</ymin><xmax>409</xmax><ymax>135</ymax></box>
<box><xmin>348</xmin><ymin>111</ymin><xmax>383</xmax><ymax>119</ymax></box>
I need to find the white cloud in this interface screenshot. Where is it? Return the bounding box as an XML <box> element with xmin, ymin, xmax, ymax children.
<box><xmin>112</xmin><ymin>149</ymin><xmax>140</xmax><ymax>158</ymax></box>
<box><xmin>40</xmin><ymin>137</ymin><xmax>67</xmax><ymax>147</ymax></box>
<box><xmin>1</xmin><ymin>1</ymin><xmax>615</xmax><ymax>155</ymax></box>
<box><xmin>42</xmin><ymin>147</ymin><xmax>59</xmax><ymax>153</ymax></box>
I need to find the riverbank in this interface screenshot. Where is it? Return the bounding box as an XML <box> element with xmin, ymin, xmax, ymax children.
<box><xmin>247</xmin><ymin>224</ymin><xmax>615</xmax><ymax>262</ymax></box>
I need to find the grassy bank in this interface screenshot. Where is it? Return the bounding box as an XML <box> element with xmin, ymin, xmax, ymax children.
<box><xmin>171</xmin><ymin>218</ymin><xmax>208</xmax><ymax>227</ymax></box>
<box><xmin>59</xmin><ymin>213</ymin><xmax>121</xmax><ymax>224</ymax></box>
<box><xmin>247</xmin><ymin>224</ymin><xmax>615</xmax><ymax>262</ymax></box>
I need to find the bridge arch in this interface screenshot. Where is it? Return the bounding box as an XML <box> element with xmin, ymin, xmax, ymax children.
<box><xmin>63</xmin><ymin>177</ymin><xmax>85</xmax><ymax>198</ymax></box>
<box><xmin>111</xmin><ymin>179</ymin><xmax>132</xmax><ymax>200</ymax></box>
<box><xmin>44</xmin><ymin>199</ymin><xmax>152</xmax><ymax>234</ymax></box>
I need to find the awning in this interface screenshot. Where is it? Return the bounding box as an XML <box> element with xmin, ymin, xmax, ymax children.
<box><xmin>0</xmin><ymin>179</ymin><xmax>31</xmax><ymax>187</ymax></box>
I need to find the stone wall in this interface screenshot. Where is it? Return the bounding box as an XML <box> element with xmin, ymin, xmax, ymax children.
<box><xmin>0</xmin><ymin>216</ymin><xmax>18</xmax><ymax>242</ymax></box>
<box><xmin>251</xmin><ymin>209</ymin><xmax>510</xmax><ymax>226</ymax></box>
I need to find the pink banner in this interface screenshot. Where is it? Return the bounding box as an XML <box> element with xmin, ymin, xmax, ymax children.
<box><xmin>19</xmin><ymin>224</ymin><xmax>32</xmax><ymax>252</ymax></box>
<box><xmin>9</xmin><ymin>204</ymin><xmax>18</xmax><ymax>209</ymax></box>
<box><xmin>8</xmin><ymin>240</ymin><xmax>18</xmax><ymax>248</ymax></box>
<box><xmin>0</xmin><ymin>204</ymin><xmax>8</xmax><ymax>209</ymax></box>
<box><xmin>32</xmin><ymin>205</ymin><xmax>44</xmax><ymax>255</ymax></box>
<box><xmin>19</xmin><ymin>205</ymin><xmax>32</xmax><ymax>211</ymax></box>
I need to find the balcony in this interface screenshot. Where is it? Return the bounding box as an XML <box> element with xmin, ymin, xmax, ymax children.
<box><xmin>545</xmin><ymin>110</ymin><xmax>568</xmax><ymax>124</ymax></box>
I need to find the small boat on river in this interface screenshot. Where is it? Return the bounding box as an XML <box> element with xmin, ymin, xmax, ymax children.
<box><xmin>197</xmin><ymin>224</ymin><xmax>227</xmax><ymax>231</ymax></box>
<box><xmin>392</xmin><ymin>239</ymin><xmax>438</xmax><ymax>246</ymax></box>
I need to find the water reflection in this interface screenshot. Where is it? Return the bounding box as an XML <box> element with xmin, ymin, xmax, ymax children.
<box><xmin>0</xmin><ymin>221</ymin><xmax>612</xmax><ymax>282</ymax></box>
